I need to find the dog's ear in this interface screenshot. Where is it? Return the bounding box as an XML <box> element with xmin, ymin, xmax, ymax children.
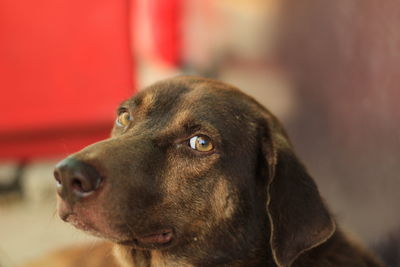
<box><xmin>260</xmin><ymin>114</ymin><xmax>336</xmax><ymax>267</ymax></box>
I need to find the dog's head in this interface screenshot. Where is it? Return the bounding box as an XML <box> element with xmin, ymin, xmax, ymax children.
<box><xmin>54</xmin><ymin>76</ymin><xmax>335</xmax><ymax>266</ymax></box>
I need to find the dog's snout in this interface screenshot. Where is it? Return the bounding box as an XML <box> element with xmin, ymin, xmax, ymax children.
<box><xmin>54</xmin><ymin>158</ymin><xmax>102</xmax><ymax>199</ymax></box>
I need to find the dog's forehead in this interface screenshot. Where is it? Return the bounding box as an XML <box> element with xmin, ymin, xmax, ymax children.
<box><xmin>129</xmin><ymin>77</ymin><xmax>249</xmax><ymax>115</ymax></box>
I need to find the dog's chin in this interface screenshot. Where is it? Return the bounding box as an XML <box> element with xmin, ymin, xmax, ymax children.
<box><xmin>65</xmin><ymin>214</ymin><xmax>102</xmax><ymax>236</ymax></box>
<box><xmin>58</xmin><ymin>199</ymin><xmax>177</xmax><ymax>250</ymax></box>
<box><xmin>57</xmin><ymin>202</ymin><xmax>128</xmax><ymax>242</ymax></box>
<box><xmin>66</xmin><ymin>215</ymin><xmax>176</xmax><ymax>250</ymax></box>
<box><xmin>61</xmin><ymin>212</ymin><xmax>125</xmax><ymax>241</ymax></box>
<box><xmin>59</xmin><ymin>208</ymin><xmax>176</xmax><ymax>250</ymax></box>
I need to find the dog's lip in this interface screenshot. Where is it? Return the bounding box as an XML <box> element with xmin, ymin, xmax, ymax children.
<box><xmin>120</xmin><ymin>228</ymin><xmax>175</xmax><ymax>249</ymax></box>
<box><xmin>57</xmin><ymin>201</ymin><xmax>72</xmax><ymax>221</ymax></box>
<box><xmin>136</xmin><ymin>229</ymin><xmax>174</xmax><ymax>245</ymax></box>
<box><xmin>57</xmin><ymin>206</ymin><xmax>95</xmax><ymax>232</ymax></box>
<box><xmin>62</xmin><ymin>212</ymin><xmax>95</xmax><ymax>231</ymax></box>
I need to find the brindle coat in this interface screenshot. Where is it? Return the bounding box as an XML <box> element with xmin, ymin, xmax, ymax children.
<box><xmin>29</xmin><ymin>76</ymin><xmax>383</xmax><ymax>267</ymax></box>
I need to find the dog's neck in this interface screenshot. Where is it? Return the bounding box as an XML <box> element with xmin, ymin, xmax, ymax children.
<box><xmin>112</xmin><ymin>216</ymin><xmax>271</xmax><ymax>267</ymax></box>
<box><xmin>113</xmin><ymin>246</ymin><xmax>193</xmax><ymax>267</ymax></box>
<box><xmin>113</xmin><ymin>240</ymin><xmax>269</xmax><ymax>267</ymax></box>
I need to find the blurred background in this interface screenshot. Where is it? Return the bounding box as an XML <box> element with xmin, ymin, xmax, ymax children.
<box><xmin>0</xmin><ymin>0</ymin><xmax>399</xmax><ymax>266</ymax></box>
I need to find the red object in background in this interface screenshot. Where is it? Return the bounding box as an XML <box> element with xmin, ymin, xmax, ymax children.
<box><xmin>148</xmin><ymin>0</ymin><xmax>182</xmax><ymax>66</ymax></box>
<box><xmin>0</xmin><ymin>0</ymin><xmax>135</xmax><ymax>159</ymax></box>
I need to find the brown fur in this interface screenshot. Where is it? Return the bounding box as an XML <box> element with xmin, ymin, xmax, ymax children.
<box><xmin>37</xmin><ymin>77</ymin><xmax>383</xmax><ymax>266</ymax></box>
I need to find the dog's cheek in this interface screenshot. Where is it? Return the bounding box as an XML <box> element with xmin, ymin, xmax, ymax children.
<box><xmin>211</xmin><ymin>179</ymin><xmax>236</xmax><ymax>221</ymax></box>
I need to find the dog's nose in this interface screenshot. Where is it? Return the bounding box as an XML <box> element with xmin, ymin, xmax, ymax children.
<box><xmin>54</xmin><ymin>158</ymin><xmax>101</xmax><ymax>199</ymax></box>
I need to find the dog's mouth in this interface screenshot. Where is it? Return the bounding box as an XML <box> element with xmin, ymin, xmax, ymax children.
<box><xmin>63</xmin><ymin>213</ymin><xmax>175</xmax><ymax>249</ymax></box>
<box><xmin>62</xmin><ymin>211</ymin><xmax>174</xmax><ymax>249</ymax></box>
<box><xmin>137</xmin><ymin>229</ymin><xmax>174</xmax><ymax>245</ymax></box>
<box><xmin>119</xmin><ymin>228</ymin><xmax>175</xmax><ymax>250</ymax></box>
<box><xmin>61</xmin><ymin>212</ymin><xmax>103</xmax><ymax>237</ymax></box>
<box><xmin>58</xmin><ymin>202</ymin><xmax>126</xmax><ymax>241</ymax></box>
<box><xmin>58</xmin><ymin>199</ymin><xmax>175</xmax><ymax>249</ymax></box>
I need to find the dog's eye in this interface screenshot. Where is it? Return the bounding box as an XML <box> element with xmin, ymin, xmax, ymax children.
<box><xmin>189</xmin><ymin>135</ymin><xmax>213</xmax><ymax>152</ymax></box>
<box><xmin>116</xmin><ymin>112</ymin><xmax>131</xmax><ymax>127</ymax></box>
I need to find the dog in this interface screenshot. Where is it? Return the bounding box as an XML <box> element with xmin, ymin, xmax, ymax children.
<box><xmin>47</xmin><ymin>76</ymin><xmax>383</xmax><ymax>266</ymax></box>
